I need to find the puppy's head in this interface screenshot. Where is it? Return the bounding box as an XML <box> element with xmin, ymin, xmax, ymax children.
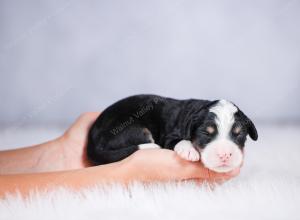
<box><xmin>191</xmin><ymin>100</ymin><xmax>258</xmax><ymax>173</ymax></box>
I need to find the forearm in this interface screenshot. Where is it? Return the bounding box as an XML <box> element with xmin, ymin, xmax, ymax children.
<box><xmin>0</xmin><ymin>149</ymin><xmax>240</xmax><ymax>198</ymax></box>
<box><xmin>0</xmin><ymin>138</ymin><xmax>65</xmax><ymax>174</ymax></box>
<box><xmin>0</xmin><ymin>136</ymin><xmax>91</xmax><ymax>174</ymax></box>
<box><xmin>0</xmin><ymin>160</ymin><xmax>130</xmax><ymax>198</ymax></box>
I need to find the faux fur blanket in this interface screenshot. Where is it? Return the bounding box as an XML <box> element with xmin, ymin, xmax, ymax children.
<box><xmin>0</xmin><ymin>125</ymin><xmax>299</xmax><ymax>220</ymax></box>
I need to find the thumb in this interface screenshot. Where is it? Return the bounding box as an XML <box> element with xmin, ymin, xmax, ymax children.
<box><xmin>183</xmin><ymin>161</ymin><xmax>240</xmax><ymax>180</ymax></box>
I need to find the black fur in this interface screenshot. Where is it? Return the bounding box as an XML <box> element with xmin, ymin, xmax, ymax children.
<box><xmin>87</xmin><ymin>94</ymin><xmax>257</xmax><ymax>165</ymax></box>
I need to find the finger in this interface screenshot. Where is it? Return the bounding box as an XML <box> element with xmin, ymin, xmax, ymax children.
<box><xmin>227</xmin><ymin>167</ymin><xmax>240</xmax><ymax>177</ymax></box>
<box><xmin>76</xmin><ymin>112</ymin><xmax>101</xmax><ymax>129</ymax></box>
<box><xmin>79</xmin><ymin>112</ymin><xmax>101</xmax><ymax>123</ymax></box>
<box><xmin>206</xmin><ymin>168</ymin><xmax>241</xmax><ymax>184</ymax></box>
<box><xmin>177</xmin><ymin>158</ymin><xmax>213</xmax><ymax>179</ymax></box>
<box><xmin>208</xmin><ymin>168</ymin><xmax>240</xmax><ymax>179</ymax></box>
<box><xmin>158</xmin><ymin>150</ymin><xmax>241</xmax><ymax>181</ymax></box>
<box><xmin>182</xmin><ymin>160</ymin><xmax>240</xmax><ymax>180</ymax></box>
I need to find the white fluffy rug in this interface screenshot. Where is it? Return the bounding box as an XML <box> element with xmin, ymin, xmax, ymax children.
<box><xmin>0</xmin><ymin>124</ymin><xmax>300</xmax><ymax>220</ymax></box>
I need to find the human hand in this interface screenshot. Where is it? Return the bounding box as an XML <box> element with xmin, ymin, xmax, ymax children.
<box><xmin>59</xmin><ymin>112</ymin><xmax>100</xmax><ymax>169</ymax></box>
<box><xmin>122</xmin><ymin>148</ymin><xmax>240</xmax><ymax>184</ymax></box>
<box><xmin>59</xmin><ymin>112</ymin><xmax>240</xmax><ymax>183</ymax></box>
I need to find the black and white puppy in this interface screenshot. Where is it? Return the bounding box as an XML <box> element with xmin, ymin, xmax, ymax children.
<box><xmin>87</xmin><ymin>95</ymin><xmax>258</xmax><ymax>173</ymax></box>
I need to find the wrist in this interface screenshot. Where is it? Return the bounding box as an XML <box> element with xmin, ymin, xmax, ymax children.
<box><xmin>79</xmin><ymin>160</ymin><xmax>133</xmax><ymax>187</ymax></box>
<box><xmin>111</xmin><ymin>157</ymin><xmax>136</xmax><ymax>185</ymax></box>
<box><xmin>38</xmin><ymin>137</ymin><xmax>69</xmax><ymax>172</ymax></box>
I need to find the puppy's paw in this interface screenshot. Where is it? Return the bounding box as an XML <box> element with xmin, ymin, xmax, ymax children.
<box><xmin>174</xmin><ymin>140</ymin><xmax>200</xmax><ymax>161</ymax></box>
<box><xmin>138</xmin><ymin>143</ymin><xmax>160</xmax><ymax>150</ymax></box>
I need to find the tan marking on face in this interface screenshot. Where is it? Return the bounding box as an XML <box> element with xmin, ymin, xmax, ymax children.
<box><xmin>233</xmin><ymin>126</ymin><xmax>241</xmax><ymax>135</ymax></box>
<box><xmin>206</xmin><ymin>126</ymin><xmax>215</xmax><ymax>134</ymax></box>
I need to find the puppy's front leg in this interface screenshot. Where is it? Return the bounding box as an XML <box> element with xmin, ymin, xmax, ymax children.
<box><xmin>174</xmin><ymin>140</ymin><xmax>200</xmax><ymax>162</ymax></box>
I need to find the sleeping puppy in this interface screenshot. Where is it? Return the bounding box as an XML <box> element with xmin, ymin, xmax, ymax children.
<box><xmin>87</xmin><ymin>94</ymin><xmax>258</xmax><ymax>173</ymax></box>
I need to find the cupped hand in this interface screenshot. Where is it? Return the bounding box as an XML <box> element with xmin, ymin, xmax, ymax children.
<box><xmin>59</xmin><ymin>112</ymin><xmax>240</xmax><ymax>183</ymax></box>
<box><xmin>59</xmin><ymin>112</ymin><xmax>100</xmax><ymax>169</ymax></box>
<box><xmin>122</xmin><ymin>148</ymin><xmax>240</xmax><ymax>184</ymax></box>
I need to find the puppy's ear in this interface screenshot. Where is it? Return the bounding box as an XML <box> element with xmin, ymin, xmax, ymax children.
<box><xmin>238</xmin><ymin>110</ymin><xmax>258</xmax><ymax>141</ymax></box>
<box><xmin>247</xmin><ymin>118</ymin><xmax>258</xmax><ymax>141</ymax></box>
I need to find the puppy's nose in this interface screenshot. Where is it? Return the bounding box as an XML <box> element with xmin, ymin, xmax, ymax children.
<box><xmin>217</xmin><ymin>152</ymin><xmax>232</xmax><ymax>163</ymax></box>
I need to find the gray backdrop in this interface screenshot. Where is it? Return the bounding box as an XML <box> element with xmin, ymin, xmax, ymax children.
<box><xmin>0</xmin><ymin>0</ymin><xmax>299</xmax><ymax>127</ymax></box>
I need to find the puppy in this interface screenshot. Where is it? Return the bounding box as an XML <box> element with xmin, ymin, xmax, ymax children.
<box><xmin>87</xmin><ymin>94</ymin><xmax>258</xmax><ymax>173</ymax></box>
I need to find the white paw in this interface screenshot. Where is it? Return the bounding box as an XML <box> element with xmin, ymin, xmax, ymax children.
<box><xmin>138</xmin><ymin>143</ymin><xmax>161</xmax><ymax>150</ymax></box>
<box><xmin>174</xmin><ymin>140</ymin><xmax>200</xmax><ymax>161</ymax></box>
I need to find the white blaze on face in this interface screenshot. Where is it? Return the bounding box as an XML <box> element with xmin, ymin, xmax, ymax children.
<box><xmin>201</xmin><ymin>100</ymin><xmax>243</xmax><ymax>173</ymax></box>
